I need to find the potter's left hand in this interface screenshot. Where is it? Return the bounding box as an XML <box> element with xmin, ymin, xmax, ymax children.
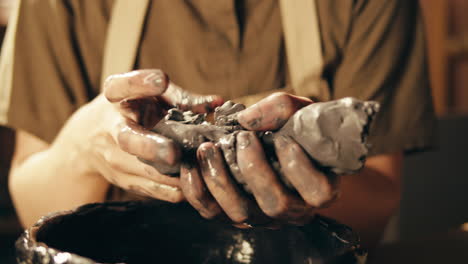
<box><xmin>180</xmin><ymin>92</ymin><xmax>338</xmax><ymax>225</ymax></box>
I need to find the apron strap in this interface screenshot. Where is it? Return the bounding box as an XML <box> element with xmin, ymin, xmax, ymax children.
<box><xmin>279</xmin><ymin>0</ymin><xmax>329</xmax><ymax>101</ymax></box>
<box><xmin>101</xmin><ymin>0</ymin><xmax>150</xmax><ymax>87</ymax></box>
<box><xmin>0</xmin><ymin>0</ymin><xmax>21</xmax><ymax>123</ymax></box>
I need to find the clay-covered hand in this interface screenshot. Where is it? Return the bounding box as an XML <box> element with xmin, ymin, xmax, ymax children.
<box><xmin>180</xmin><ymin>93</ymin><xmax>338</xmax><ymax>225</ymax></box>
<box><xmin>97</xmin><ymin>69</ymin><xmax>223</xmax><ymax>201</ymax></box>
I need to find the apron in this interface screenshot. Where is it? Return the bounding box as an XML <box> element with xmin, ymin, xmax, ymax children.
<box><xmin>101</xmin><ymin>0</ymin><xmax>330</xmax><ymax>104</ymax></box>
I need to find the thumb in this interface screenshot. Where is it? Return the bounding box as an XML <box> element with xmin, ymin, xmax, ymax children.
<box><xmin>104</xmin><ymin>69</ymin><xmax>169</xmax><ymax>103</ymax></box>
<box><xmin>237</xmin><ymin>92</ymin><xmax>313</xmax><ymax>131</ymax></box>
<box><xmin>162</xmin><ymin>83</ymin><xmax>225</xmax><ymax>114</ymax></box>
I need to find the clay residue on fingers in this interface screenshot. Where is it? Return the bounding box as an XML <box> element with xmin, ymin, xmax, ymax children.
<box><xmin>197</xmin><ymin>143</ymin><xmax>250</xmax><ymax>223</ymax></box>
<box><xmin>148</xmin><ymin>98</ymin><xmax>378</xmax><ymax>192</ymax></box>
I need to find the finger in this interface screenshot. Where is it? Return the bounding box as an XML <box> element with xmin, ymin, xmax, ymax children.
<box><xmin>236</xmin><ymin>131</ymin><xmax>307</xmax><ymax>220</ymax></box>
<box><xmin>237</xmin><ymin>92</ymin><xmax>313</xmax><ymax>131</ymax></box>
<box><xmin>180</xmin><ymin>163</ymin><xmax>223</xmax><ymax>219</ymax></box>
<box><xmin>104</xmin><ymin>69</ymin><xmax>169</xmax><ymax>103</ymax></box>
<box><xmin>163</xmin><ymin>82</ymin><xmax>224</xmax><ymax>113</ymax></box>
<box><xmin>115</xmin><ymin>120</ymin><xmax>181</xmax><ymax>167</ymax></box>
<box><xmin>100</xmin><ymin>133</ymin><xmax>180</xmax><ymax>187</ymax></box>
<box><xmin>274</xmin><ymin>135</ymin><xmax>339</xmax><ymax>208</ymax></box>
<box><xmin>94</xmin><ymin>132</ymin><xmax>183</xmax><ymax>202</ymax></box>
<box><xmin>197</xmin><ymin>142</ymin><xmax>250</xmax><ymax>223</ymax></box>
<box><xmin>105</xmin><ymin>170</ymin><xmax>184</xmax><ymax>203</ymax></box>
<box><xmin>118</xmin><ymin>176</ymin><xmax>183</xmax><ymax>203</ymax></box>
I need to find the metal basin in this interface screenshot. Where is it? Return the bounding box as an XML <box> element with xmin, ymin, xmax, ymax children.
<box><xmin>16</xmin><ymin>201</ymin><xmax>366</xmax><ymax>264</ymax></box>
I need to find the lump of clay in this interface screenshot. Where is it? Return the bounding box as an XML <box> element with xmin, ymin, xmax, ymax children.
<box><xmin>150</xmin><ymin>97</ymin><xmax>379</xmax><ymax>179</ymax></box>
<box><xmin>277</xmin><ymin>97</ymin><xmax>379</xmax><ymax>175</ymax></box>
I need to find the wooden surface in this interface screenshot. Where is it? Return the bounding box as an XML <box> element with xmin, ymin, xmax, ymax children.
<box><xmin>420</xmin><ymin>0</ymin><xmax>468</xmax><ymax>116</ymax></box>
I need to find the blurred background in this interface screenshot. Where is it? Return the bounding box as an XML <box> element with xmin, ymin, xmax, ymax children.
<box><xmin>0</xmin><ymin>0</ymin><xmax>467</xmax><ymax>263</ymax></box>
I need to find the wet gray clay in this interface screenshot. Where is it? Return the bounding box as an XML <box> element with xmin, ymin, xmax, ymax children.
<box><xmin>150</xmin><ymin>97</ymin><xmax>379</xmax><ymax>187</ymax></box>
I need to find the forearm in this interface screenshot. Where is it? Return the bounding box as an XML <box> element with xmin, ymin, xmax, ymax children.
<box><xmin>318</xmin><ymin>154</ymin><xmax>402</xmax><ymax>249</ymax></box>
<box><xmin>9</xmin><ymin>144</ymin><xmax>109</xmax><ymax>227</ymax></box>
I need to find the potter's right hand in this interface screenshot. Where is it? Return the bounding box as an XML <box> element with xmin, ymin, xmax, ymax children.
<box><xmin>57</xmin><ymin>69</ymin><xmax>223</xmax><ymax>202</ymax></box>
<box><xmin>179</xmin><ymin>92</ymin><xmax>334</xmax><ymax>226</ymax></box>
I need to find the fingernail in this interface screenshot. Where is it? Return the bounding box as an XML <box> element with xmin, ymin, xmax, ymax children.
<box><xmin>143</xmin><ymin>71</ymin><xmax>168</xmax><ymax>90</ymax></box>
<box><xmin>237</xmin><ymin>131</ymin><xmax>252</xmax><ymax>149</ymax></box>
<box><xmin>197</xmin><ymin>145</ymin><xmax>215</xmax><ymax>168</ymax></box>
<box><xmin>199</xmin><ymin>145</ymin><xmax>215</xmax><ymax>159</ymax></box>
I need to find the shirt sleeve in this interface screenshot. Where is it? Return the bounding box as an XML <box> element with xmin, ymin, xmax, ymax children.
<box><xmin>331</xmin><ymin>0</ymin><xmax>437</xmax><ymax>156</ymax></box>
<box><xmin>0</xmin><ymin>0</ymin><xmax>107</xmax><ymax>143</ymax></box>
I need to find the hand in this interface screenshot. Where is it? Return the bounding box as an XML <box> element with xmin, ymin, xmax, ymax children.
<box><xmin>179</xmin><ymin>92</ymin><xmax>338</xmax><ymax>225</ymax></box>
<box><xmin>56</xmin><ymin>69</ymin><xmax>223</xmax><ymax>202</ymax></box>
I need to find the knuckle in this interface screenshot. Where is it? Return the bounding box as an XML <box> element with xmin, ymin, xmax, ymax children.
<box><xmin>103</xmin><ymin>75</ymin><xmax>116</xmax><ymax>99</ymax></box>
<box><xmin>117</xmin><ymin>130</ymin><xmax>132</xmax><ymax>152</ymax></box>
<box><xmin>103</xmin><ymin>150</ymin><xmax>121</xmax><ymax>171</ymax></box>
<box><xmin>161</xmin><ymin>140</ymin><xmax>181</xmax><ymax>165</ymax></box>
<box><xmin>109</xmin><ymin>162</ymin><xmax>124</xmax><ymax>173</ymax></box>
<box><xmin>120</xmin><ymin>131</ymin><xmax>178</xmax><ymax>164</ymax></box>
<box><xmin>140</xmin><ymin>139</ymin><xmax>160</xmax><ymax>161</ymax></box>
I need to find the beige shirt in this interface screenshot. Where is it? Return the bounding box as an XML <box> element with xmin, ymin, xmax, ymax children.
<box><xmin>1</xmin><ymin>0</ymin><xmax>436</xmax><ymax>156</ymax></box>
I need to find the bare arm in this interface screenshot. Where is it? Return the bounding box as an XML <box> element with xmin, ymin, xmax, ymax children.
<box><xmin>319</xmin><ymin>153</ymin><xmax>402</xmax><ymax>248</ymax></box>
<box><xmin>9</xmin><ymin>125</ymin><xmax>110</xmax><ymax>227</ymax></box>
